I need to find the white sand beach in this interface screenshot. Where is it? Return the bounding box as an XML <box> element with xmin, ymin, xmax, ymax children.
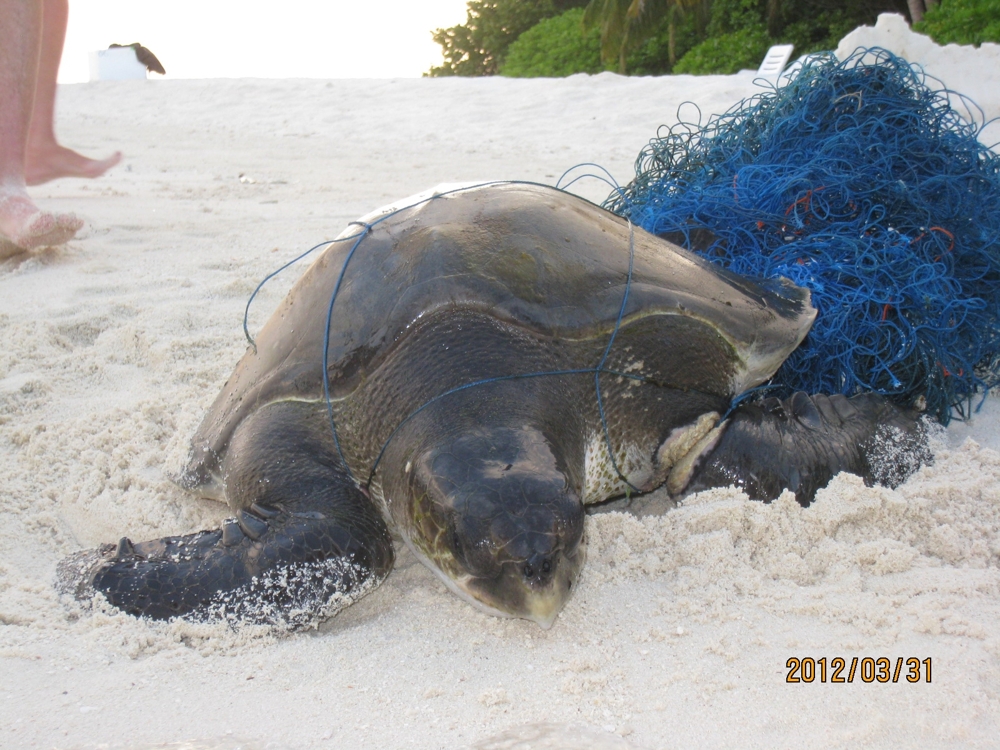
<box><xmin>2</xmin><ymin>17</ymin><xmax>999</xmax><ymax>750</ymax></box>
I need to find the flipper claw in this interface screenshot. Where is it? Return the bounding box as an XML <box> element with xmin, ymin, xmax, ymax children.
<box><xmin>237</xmin><ymin>509</ymin><xmax>268</xmax><ymax>540</ymax></box>
<box><xmin>115</xmin><ymin>537</ymin><xmax>136</xmax><ymax>559</ymax></box>
<box><xmin>812</xmin><ymin>394</ymin><xmax>843</xmax><ymax>427</ymax></box>
<box><xmin>790</xmin><ymin>391</ymin><xmax>823</xmax><ymax>430</ymax></box>
<box><xmin>221</xmin><ymin>519</ymin><xmax>244</xmax><ymax>547</ymax></box>
<box><xmin>829</xmin><ymin>393</ymin><xmax>859</xmax><ymax>420</ymax></box>
<box><xmin>249</xmin><ymin>502</ymin><xmax>280</xmax><ymax>518</ymax></box>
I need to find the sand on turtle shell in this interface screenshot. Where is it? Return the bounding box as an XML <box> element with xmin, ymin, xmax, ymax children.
<box><xmin>1</xmin><ymin>16</ymin><xmax>999</xmax><ymax>750</ymax></box>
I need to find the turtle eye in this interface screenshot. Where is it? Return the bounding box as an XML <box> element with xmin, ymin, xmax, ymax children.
<box><xmin>448</xmin><ymin>516</ymin><xmax>466</xmax><ymax>563</ymax></box>
<box><xmin>445</xmin><ymin>513</ymin><xmax>501</xmax><ymax>578</ymax></box>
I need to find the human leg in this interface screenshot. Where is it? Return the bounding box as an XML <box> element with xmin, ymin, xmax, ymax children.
<box><xmin>0</xmin><ymin>0</ymin><xmax>82</xmax><ymax>250</ymax></box>
<box><xmin>25</xmin><ymin>0</ymin><xmax>121</xmax><ymax>186</ymax></box>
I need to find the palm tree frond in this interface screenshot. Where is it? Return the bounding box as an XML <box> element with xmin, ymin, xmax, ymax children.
<box><xmin>586</xmin><ymin>0</ymin><xmax>703</xmax><ymax>71</ymax></box>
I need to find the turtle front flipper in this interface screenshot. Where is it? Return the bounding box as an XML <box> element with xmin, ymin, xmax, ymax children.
<box><xmin>677</xmin><ymin>392</ymin><xmax>930</xmax><ymax>506</ymax></box>
<box><xmin>59</xmin><ymin>402</ymin><xmax>394</xmax><ymax>627</ymax></box>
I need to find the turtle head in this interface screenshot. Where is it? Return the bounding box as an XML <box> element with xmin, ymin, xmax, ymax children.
<box><xmin>404</xmin><ymin>426</ymin><xmax>584</xmax><ymax>628</ymax></box>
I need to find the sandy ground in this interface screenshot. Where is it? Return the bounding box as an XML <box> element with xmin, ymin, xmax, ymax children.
<box><xmin>1</xmin><ymin>17</ymin><xmax>999</xmax><ymax>750</ymax></box>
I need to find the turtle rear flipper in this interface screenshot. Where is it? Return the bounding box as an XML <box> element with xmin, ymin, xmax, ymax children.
<box><xmin>59</xmin><ymin>402</ymin><xmax>394</xmax><ymax>627</ymax></box>
<box><xmin>679</xmin><ymin>392</ymin><xmax>930</xmax><ymax>506</ymax></box>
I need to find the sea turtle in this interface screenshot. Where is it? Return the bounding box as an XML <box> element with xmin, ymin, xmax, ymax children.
<box><xmin>60</xmin><ymin>182</ymin><xmax>928</xmax><ymax>628</ymax></box>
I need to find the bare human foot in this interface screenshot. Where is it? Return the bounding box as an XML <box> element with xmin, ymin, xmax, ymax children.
<box><xmin>25</xmin><ymin>143</ymin><xmax>122</xmax><ymax>186</ymax></box>
<box><xmin>0</xmin><ymin>184</ymin><xmax>83</xmax><ymax>251</ymax></box>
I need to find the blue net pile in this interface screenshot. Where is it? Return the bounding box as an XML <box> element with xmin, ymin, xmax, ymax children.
<box><xmin>605</xmin><ymin>47</ymin><xmax>1000</xmax><ymax>423</ymax></box>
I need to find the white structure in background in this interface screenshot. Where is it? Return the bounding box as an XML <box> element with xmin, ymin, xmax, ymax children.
<box><xmin>836</xmin><ymin>13</ymin><xmax>1000</xmax><ymax>145</ymax></box>
<box><xmin>89</xmin><ymin>47</ymin><xmax>146</xmax><ymax>81</ymax></box>
<box><xmin>755</xmin><ymin>44</ymin><xmax>795</xmax><ymax>83</ymax></box>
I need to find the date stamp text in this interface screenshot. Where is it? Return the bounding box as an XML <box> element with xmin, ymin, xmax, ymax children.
<box><xmin>786</xmin><ymin>657</ymin><xmax>932</xmax><ymax>683</ymax></box>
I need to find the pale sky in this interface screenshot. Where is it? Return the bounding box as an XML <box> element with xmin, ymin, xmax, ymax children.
<box><xmin>59</xmin><ymin>0</ymin><xmax>471</xmax><ymax>83</ymax></box>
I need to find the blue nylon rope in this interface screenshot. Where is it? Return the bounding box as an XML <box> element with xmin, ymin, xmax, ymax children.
<box><xmin>594</xmin><ymin>220</ymin><xmax>641</xmax><ymax>493</ymax></box>
<box><xmin>321</xmin><ymin>221</ymin><xmax>373</xmax><ymax>470</ymax></box>
<box><xmin>605</xmin><ymin>47</ymin><xmax>1000</xmax><ymax>424</ymax></box>
<box><xmin>243</xmin><ymin>238</ymin><xmax>347</xmax><ymax>352</ymax></box>
<box><xmin>556</xmin><ymin>162</ymin><xmax>627</xmax><ymax>203</ymax></box>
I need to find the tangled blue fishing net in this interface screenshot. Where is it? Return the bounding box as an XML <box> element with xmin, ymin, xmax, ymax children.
<box><xmin>605</xmin><ymin>47</ymin><xmax>1000</xmax><ymax>424</ymax></box>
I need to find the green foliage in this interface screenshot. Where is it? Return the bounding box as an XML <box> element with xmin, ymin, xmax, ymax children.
<box><xmin>501</xmin><ymin>5</ymin><xmax>699</xmax><ymax>76</ymax></box>
<box><xmin>428</xmin><ymin>0</ymin><xmax>588</xmax><ymax>76</ymax></box>
<box><xmin>626</xmin><ymin>9</ymin><xmax>699</xmax><ymax>73</ymax></box>
<box><xmin>705</xmin><ymin>0</ymin><xmax>760</xmax><ymax>35</ymax></box>
<box><xmin>582</xmin><ymin>0</ymin><xmax>703</xmax><ymax>72</ymax></box>
<box><xmin>435</xmin><ymin>0</ymin><xmax>911</xmax><ymax>78</ymax></box>
<box><xmin>582</xmin><ymin>0</ymin><xmax>635</xmax><ymax>66</ymax></box>
<box><xmin>914</xmin><ymin>0</ymin><xmax>1000</xmax><ymax>46</ymax></box>
<box><xmin>501</xmin><ymin>9</ymin><xmax>606</xmax><ymax>76</ymax></box>
<box><xmin>670</xmin><ymin>0</ymin><xmax>904</xmax><ymax>76</ymax></box>
<box><xmin>779</xmin><ymin>10</ymin><xmax>858</xmax><ymax>55</ymax></box>
<box><xmin>673</xmin><ymin>24</ymin><xmax>771</xmax><ymax>74</ymax></box>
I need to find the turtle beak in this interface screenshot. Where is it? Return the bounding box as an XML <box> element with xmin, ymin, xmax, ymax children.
<box><xmin>462</xmin><ymin>543</ymin><xmax>583</xmax><ymax>629</ymax></box>
<box><xmin>527</xmin><ymin>602</ymin><xmax>559</xmax><ymax>630</ymax></box>
<box><xmin>519</xmin><ymin>571</ymin><xmax>570</xmax><ymax>630</ymax></box>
